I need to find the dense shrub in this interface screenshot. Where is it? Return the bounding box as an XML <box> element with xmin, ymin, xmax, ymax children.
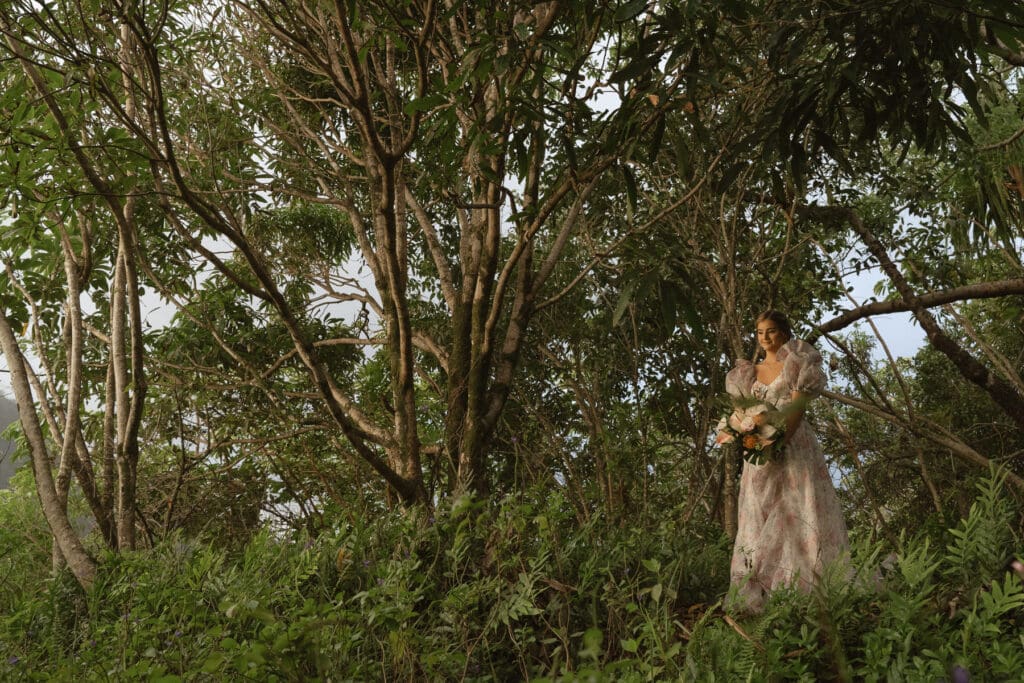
<box><xmin>0</xmin><ymin>469</ymin><xmax>52</xmax><ymax>616</ymax></box>
<box><xmin>686</xmin><ymin>471</ymin><xmax>1024</xmax><ymax>682</ymax></box>
<box><xmin>0</xmin><ymin>472</ymin><xmax>1020</xmax><ymax>681</ymax></box>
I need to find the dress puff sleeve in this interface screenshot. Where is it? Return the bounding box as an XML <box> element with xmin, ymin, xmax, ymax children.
<box><xmin>777</xmin><ymin>339</ymin><xmax>826</xmax><ymax>397</ymax></box>
<box><xmin>725</xmin><ymin>359</ymin><xmax>756</xmax><ymax>400</ymax></box>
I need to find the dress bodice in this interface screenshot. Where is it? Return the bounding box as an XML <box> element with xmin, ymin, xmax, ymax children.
<box><xmin>752</xmin><ymin>374</ymin><xmax>792</xmax><ymax>408</ymax></box>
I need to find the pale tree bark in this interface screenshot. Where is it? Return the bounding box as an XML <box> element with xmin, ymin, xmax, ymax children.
<box><xmin>5</xmin><ymin>248</ymin><xmax>82</xmax><ymax>572</ymax></box>
<box><xmin>979</xmin><ymin>22</ymin><xmax>1024</xmax><ymax>67</ymax></box>
<box><xmin>51</xmin><ymin>229</ymin><xmax>87</xmax><ymax>570</ymax></box>
<box><xmin>0</xmin><ymin>309</ymin><xmax>97</xmax><ymax>587</ymax></box>
<box><xmin>110</xmin><ymin>21</ymin><xmax>148</xmax><ymax>549</ymax></box>
<box><xmin>65</xmin><ymin>216</ymin><xmax>115</xmax><ymax>545</ymax></box>
<box><xmin>3</xmin><ymin>221</ymin><xmax>117</xmax><ymax>552</ymax></box>
<box><xmin>3</xmin><ymin>16</ymin><xmax>149</xmax><ymax>550</ymax></box>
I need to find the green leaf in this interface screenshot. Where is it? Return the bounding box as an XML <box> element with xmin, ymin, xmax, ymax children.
<box><xmin>612</xmin><ymin>278</ymin><xmax>640</xmax><ymax>327</ymax></box>
<box><xmin>716</xmin><ymin>161</ymin><xmax>745</xmax><ymax>193</ymax></box>
<box><xmin>580</xmin><ymin>627</ymin><xmax>604</xmax><ymax>661</ymax></box>
<box><xmin>610</xmin><ymin>57</ymin><xmax>656</xmax><ymax>84</ymax></box>
<box><xmin>621</xmin><ymin>164</ymin><xmax>638</xmax><ymax>218</ymax></box>
<box><xmin>200</xmin><ymin>653</ymin><xmax>226</xmax><ymax>673</ymax></box>
<box><xmin>648</xmin><ymin>112</ymin><xmax>666</xmax><ymax>164</ymax></box>
<box><xmin>614</xmin><ymin>0</ymin><xmax>647</xmax><ymax>23</ymax></box>
<box><xmin>674</xmin><ymin>138</ymin><xmax>691</xmax><ymax>179</ymax></box>
<box><xmin>660</xmin><ymin>281</ymin><xmax>677</xmax><ymax>333</ymax></box>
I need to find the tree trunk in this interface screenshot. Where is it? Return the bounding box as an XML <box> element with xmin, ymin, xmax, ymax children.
<box><xmin>0</xmin><ymin>309</ymin><xmax>97</xmax><ymax>588</ymax></box>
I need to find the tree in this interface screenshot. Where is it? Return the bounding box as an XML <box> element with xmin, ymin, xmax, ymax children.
<box><xmin>2</xmin><ymin>0</ymin><xmax>696</xmax><ymax>504</ymax></box>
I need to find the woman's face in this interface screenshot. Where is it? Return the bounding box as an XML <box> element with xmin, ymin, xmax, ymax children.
<box><xmin>756</xmin><ymin>319</ymin><xmax>787</xmax><ymax>355</ymax></box>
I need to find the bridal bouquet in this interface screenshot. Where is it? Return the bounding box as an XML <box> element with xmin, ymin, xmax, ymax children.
<box><xmin>715</xmin><ymin>400</ymin><xmax>786</xmax><ymax>465</ymax></box>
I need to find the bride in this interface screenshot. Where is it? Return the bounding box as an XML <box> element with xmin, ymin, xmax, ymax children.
<box><xmin>724</xmin><ymin>310</ymin><xmax>849</xmax><ymax>612</ymax></box>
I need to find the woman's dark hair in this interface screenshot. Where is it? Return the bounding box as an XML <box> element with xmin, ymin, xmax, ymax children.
<box><xmin>755</xmin><ymin>310</ymin><xmax>793</xmax><ymax>342</ymax></box>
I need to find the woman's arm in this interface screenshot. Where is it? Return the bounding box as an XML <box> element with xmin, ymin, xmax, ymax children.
<box><xmin>781</xmin><ymin>390</ymin><xmax>810</xmax><ymax>448</ymax></box>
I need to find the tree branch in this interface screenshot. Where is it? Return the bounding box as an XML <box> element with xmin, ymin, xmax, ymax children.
<box><xmin>0</xmin><ymin>306</ymin><xmax>97</xmax><ymax>587</ymax></box>
<box><xmin>824</xmin><ymin>389</ymin><xmax>1024</xmax><ymax>492</ymax></box>
<box><xmin>801</xmin><ymin>204</ymin><xmax>1024</xmax><ymax>432</ymax></box>
<box><xmin>811</xmin><ymin>278</ymin><xmax>1024</xmax><ymax>339</ymax></box>
<box><xmin>404</xmin><ymin>186</ymin><xmax>457</xmax><ymax>313</ymax></box>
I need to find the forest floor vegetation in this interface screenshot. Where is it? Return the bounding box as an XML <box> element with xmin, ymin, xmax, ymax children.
<box><xmin>0</xmin><ymin>470</ymin><xmax>1021</xmax><ymax>681</ymax></box>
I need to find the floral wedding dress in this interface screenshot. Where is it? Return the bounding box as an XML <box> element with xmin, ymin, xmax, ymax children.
<box><xmin>724</xmin><ymin>339</ymin><xmax>849</xmax><ymax>612</ymax></box>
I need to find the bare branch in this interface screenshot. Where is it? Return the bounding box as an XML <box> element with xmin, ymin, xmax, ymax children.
<box><xmin>404</xmin><ymin>186</ymin><xmax>456</xmax><ymax>312</ymax></box>
<box><xmin>979</xmin><ymin>123</ymin><xmax>1024</xmax><ymax>151</ymax></box>
<box><xmin>802</xmin><ymin>204</ymin><xmax>1024</xmax><ymax>432</ymax></box>
<box><xmin>824</xmin><ymin>389</ymin><xmax>1024</xmax><ymax>492</ymax></box>
<box><xmin>813</xmin><ymin>278</ymin><xmax>1024</xmax><ymax>338</ymax></box>
<box><xmin>537</xmin><ymin>144</ymin><xmax>727</xmax><ymax>311</ymax></box>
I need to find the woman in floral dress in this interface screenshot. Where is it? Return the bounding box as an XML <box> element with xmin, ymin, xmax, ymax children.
<box><xmin>725</xmin><ymin>310</ymin><xmax>849</xmax><ymax>613</ymax></box>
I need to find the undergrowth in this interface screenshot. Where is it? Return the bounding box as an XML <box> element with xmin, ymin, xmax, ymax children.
<box><xmin>0</xmin><ymin>472</ymin><xmax>1021</xmax><ymax>681</ymax></box>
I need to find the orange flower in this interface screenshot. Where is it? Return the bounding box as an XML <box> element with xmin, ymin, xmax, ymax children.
<box><xmin>742</xmin><ymin>435</ymin><xmax>759</xmax><ymax>450</ymax></box>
